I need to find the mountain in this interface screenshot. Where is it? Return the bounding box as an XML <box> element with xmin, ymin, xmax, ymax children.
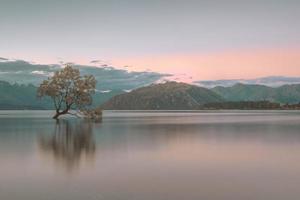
<box><xmin>0</xmin><ymin>81</ymin><xmax>124</xmax><ymax>109</ymax></box>
<box><xmin>1</xmin><ymin>80</ymin><xmax>300</xmax><ymax>110</ymax></box>
<box><xmin>101</xmin><ymin>82</ymin><xmax>224</xmax><ymax>110</ymax></box>
<box><xmin>212</xmin><ymin>83</ymin><xmax>300</xmax><ymax>104</ymax></box>
<box><xmin>0</xmin><ymin>81</ymin><xmax>52</xmax><ymax>109</ymax></box>
<box><xmin>195</xmin><ymin>76</ymin><xmax>300</xmax><ymax>88</ymax></box>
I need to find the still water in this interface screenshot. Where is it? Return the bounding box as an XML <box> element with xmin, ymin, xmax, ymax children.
<box><xmin>1</xmin><ymin>110</ymin><xmax>300</xmax><ymax>200</ymax></box>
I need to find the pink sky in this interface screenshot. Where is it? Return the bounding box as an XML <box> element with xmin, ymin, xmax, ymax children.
<box><xmin>111</xmin><ymin>47</ymin><xmax>300</xmax><ymax>82</ymax></box>
<box><xmin>3</xmin><ymin>47</ymin><xmax>300</xmax><ymax>82</ymax></box>
<box><xmin>1</xmin><ymin>0</ymin><xmax>300</xmax><ymax>82</ymax></box>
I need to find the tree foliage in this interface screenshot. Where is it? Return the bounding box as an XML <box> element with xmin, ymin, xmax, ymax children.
<box><xmin>37</xmin><ymin>65</ymin><xmax>101</xmax><ymax>119</ymax></box>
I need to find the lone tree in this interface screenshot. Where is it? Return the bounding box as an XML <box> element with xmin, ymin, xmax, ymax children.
<box><xmin>38</xmin><ymin>65</ymin><xmax>101</xmax><ymax>119</ymax></box>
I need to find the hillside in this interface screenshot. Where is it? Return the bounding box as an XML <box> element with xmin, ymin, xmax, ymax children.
<box><xmin>0</xmin><ymin>81</ymin><xmax>123</xmax><ymax>109</ymax></box>
<box><xmin>0</xmin><ymin>81</ymin><xmax>51</xmax><ymax>109</ymax></box>
<box><xmin>101</xmin><ymin>82</ymin><xmax>224</xmax><ymax>110</ymax></box>
<box><xmin>212</xmin><ymin>83</ymin><xmax>300</xmax><ymax>104</ymax></box>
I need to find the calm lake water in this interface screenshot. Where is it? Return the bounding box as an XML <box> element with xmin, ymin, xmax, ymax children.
<box><xmin>1</xmin><ymin>110</ymin><xmax>300</xmax><ymax>200</ymax></box>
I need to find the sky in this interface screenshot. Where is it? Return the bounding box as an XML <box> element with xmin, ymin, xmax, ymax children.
<box><xmin>0</xmin><ymin>0</ymin><xmax>299</xmax><ymax>81</ymax></box>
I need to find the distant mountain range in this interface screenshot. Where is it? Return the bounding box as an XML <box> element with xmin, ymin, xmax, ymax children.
<box><xmin>1</xmin><ymin>57</ymin><xmax>300</xmax><ymax>110</ymax></box>
<box><xmin>102</xmin><ymin>82</ymin><xmax>300</xmax><ymax>110</ymax></box>
<box><xmin>195</xmin><ymin>76</ymin><xmax>300</xmax><ymax>88</ymax></box>
<box><xmin>1</xmin><ymin>81</ymin><xmax>300</xmax><ymax>110</ymax></box>
<box><xmin>212</xmin><ymin>83</ymin><xmax>300</xmax><ymax>104</ymax></box>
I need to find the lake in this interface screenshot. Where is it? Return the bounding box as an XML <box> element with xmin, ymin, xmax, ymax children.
<box><xmin>1</xmin><ymin>110</ymin><xmax>300</xmax><ymax>200</ymax></box>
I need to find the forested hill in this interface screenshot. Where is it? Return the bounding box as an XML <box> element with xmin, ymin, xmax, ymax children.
<box><xmin>101</xmin><ymin>82</ymin><xmax>224</xmax><ymax>110</ymax></box>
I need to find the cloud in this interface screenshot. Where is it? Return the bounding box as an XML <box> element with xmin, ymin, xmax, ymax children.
<box><xmin>0</xmin><ymin>57</ymin><xmax>17</xmax><ymax>63</ymax></box>
<box><xmin>90</xmin><ymin>60</ymin><xmax>102</xmax><ymax>64</ymax></box>
<box><xmin>0</xmin><ymin>58</ymin><xmax>169</xmax><ymax>91</ymax></box>
<box><xmin>95</xmin><ymin>89</ymin><xmax>112</xmax><ymax>93</ymax></box>
<box><xmin>31</xmin><ymin>70</ymin><xmax>54</xmax><ymax>76</ymax></box>
<box><xmin>90</xmin><ymin>59</ymin><xmax>112</xmax><ymax>67</ymax></box>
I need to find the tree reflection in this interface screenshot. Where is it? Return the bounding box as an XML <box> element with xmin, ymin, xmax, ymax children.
<box><xmin>38</xmin><ymin>120</ymin><xmax>96</xmax><ymax>171</ymax></box>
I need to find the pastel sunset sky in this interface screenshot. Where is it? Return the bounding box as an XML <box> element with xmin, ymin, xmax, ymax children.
<box><xmin>0</xmin><ymin>0</ymin><xmax>299</xmax><ymax>81</ymax></box>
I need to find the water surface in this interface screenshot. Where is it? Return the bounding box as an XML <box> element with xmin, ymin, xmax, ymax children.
<box><xmin>1</xmin><ymin>110</ymin><xmax>300</xmax><ymax>200</ymax></box>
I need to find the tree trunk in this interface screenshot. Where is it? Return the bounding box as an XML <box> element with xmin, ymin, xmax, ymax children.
<box><xmin>52</xmin><ymin>109</ymin><xmax>68</xmax><ymax>119</ymax></box>
<box><xmin>53</xmin><ymin>112</ymin><xmax>61</xmax><ymax>119</ymax></box>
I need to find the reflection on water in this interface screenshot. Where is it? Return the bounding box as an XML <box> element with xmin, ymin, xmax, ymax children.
<box><xmin>1</xmin><ymin>111</ymin><xmax>300</xmax><ymax>200</ymax></box>
<box><xmin>38</xmin><ymin>120</ymin><xmax>96</xmax><ymax>171</ymax></box>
